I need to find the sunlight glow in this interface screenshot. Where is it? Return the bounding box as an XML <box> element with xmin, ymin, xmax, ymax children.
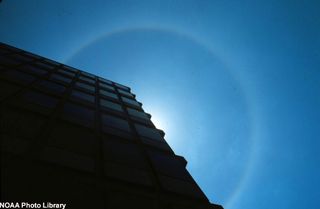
<box><xmin>150</xmin><ymin>109</ymin><xmax>169</xmax><ymax>132</ymax></box>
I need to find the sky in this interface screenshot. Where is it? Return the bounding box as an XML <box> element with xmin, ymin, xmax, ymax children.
<box><xmin>1</xmin><ymin>1</ymin><xmax>319</xmax><ymax>209</ymax></box>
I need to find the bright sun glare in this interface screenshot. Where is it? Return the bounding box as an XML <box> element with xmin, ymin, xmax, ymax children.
<box><xmin>151</xmin><ymin>113</ymin><xmax>166</xmax><ymax>131</ymax></box>
<box><xmin>146</xmin><ymin>107</ymin><xmax>170</xmax><ymax>134</ymax></box>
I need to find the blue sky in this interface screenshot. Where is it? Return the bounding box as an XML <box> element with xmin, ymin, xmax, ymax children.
<box><xmin>1</xmin><ymin>1</ymin><xmax>319</xmax><ymax>208</ymax></box>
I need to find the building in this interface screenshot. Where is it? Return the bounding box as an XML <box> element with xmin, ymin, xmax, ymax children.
<box><xmin>0</xmin><ymin>42</ymin><xmax>223</xmax><ymax>209</ymax></box>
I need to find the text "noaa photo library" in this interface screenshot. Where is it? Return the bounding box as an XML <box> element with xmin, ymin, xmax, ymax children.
<box><xmin>0</xmin><ymin>202</ymin><xmax>66</xmax><ymax>209</ymax></box>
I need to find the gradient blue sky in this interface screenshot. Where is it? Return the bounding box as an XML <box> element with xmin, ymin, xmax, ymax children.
<box><xmin>1</xmin><ymin>1</ymin><xmax>319</xmax><ymax>209</ymax></box>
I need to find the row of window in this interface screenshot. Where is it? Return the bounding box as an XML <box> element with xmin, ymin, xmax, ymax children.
<box><xmin>0</xmin><ymin>54</ymin><xmax>27</xmax><ymax>66</ymax></box>
<box><xmin>52</xmin><ymin>72</ymin><xmax>132</xmax><ymax>96</ymax></box>
<box><xmin>67</xmin><ymin>84</ymin><xmax>139</xmax><ymax>109</ymax></box>
<box><xmin>18</xmin><ymin>89</ymin><xmax>157</xmax><ymax>142</ymax></box>
<box><xmin>0</xmin><ymin>53</ymin><xmax>34</xmax><ymax>65</ymax></box>
<box><xmin>34</xmin><ymin>77</ymin><xmax>140</xmax><ymax>109</ymax></box>
<box><xmin>45</xmin><ymin>123</ymin><xmax>171</xmax><ymax>172</ymax></box>
<box><xmin>1</xmin><ymin>53</ymin><xmax>131</xmax><ymax>94</ymax></box>
<box><xmin>19</xmin><ymin>68</ymin><xmax>132</xmax><ymax>99</ymax></box>
<box><xmin>1</xmin><ymin>66</ymin><xmax>139</xmax><ymax>108</ymax></box>
<box><xmin>31</xmin><ymin>64</ymin><xmax>130</xmax><ymax>94</ymax></box>
<box><xmin>1</xmin><ymin>71</ymin><xmax>147</xmax><ymax>124</ymax></box>
<box><xmin>70</xmin><ymin>107</ymin><xmax>161</xmax><ymax>142</ymax></box>
<box><xmin>52</xmin><ymin>65</ymin><xmax>130</xmax><ymax>92</ymax></box>
<box><xmin>1</xmin><ymin>68</ymin><xmax>36</xmax><ymax>85</ymax></box>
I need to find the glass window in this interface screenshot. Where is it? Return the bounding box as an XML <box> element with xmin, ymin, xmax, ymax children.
<box><xmin>63</xmin><ymin>103</ymin><xmax>95</xmax><ymax>127</ymax></box>
<box><xmin>62</xmin><ymin>65</ymin><xmax>77</xmax><ymax>73</ymax></box>
<box><xmin>158</xmin><ymin>175</ymin><xmax>204</xmax><ymax>198</ymax></box>
<box><xmin>104</xmin><ymin>163</ymin><xmax>151</xmax><ymax>186</ymax></box>
<box><xmin>2</xmin><ymin>69</ymin><xmax>35</xmax><ymax>84</ymax></box>
<box><xmin>103</xmin><ymin>140</ymin><xmax>146</xmax><ymax>169</ymax></box>
<box><xmin>99</xmin><ymin>77</ymin><xmax>112</xmax><ymax>85</ymax></box>
<box><xmin>115</xmin><ymin>83</ymin><xmax>130</xmax><ymax>91</ymax></box>
<box><xmin>42</xmin><ymin>146</ymin><xmax>95</xmax><ymax>172</ymax></box>
<box><xmin>127</xmin><ymin>108</ymin><xmax>149</xmax><ymax>120</ymax></box>
<box><xmin>58</xmin><ymin>69</ymin><xmax>75</xmax><ymax>77</ymax></box>
<box><xmin>118</xmin><ymin>89</ymin><xmax>134</xmax><ymax>98</ymax></box>
<box><xmin>148</xmin><ymin>151</ymin><xmax>192</xmax><ymax>181</ymax></box>
<box><xmin>37</xmin><ymin>80</ymin><xmax>66</xmax><ymax>94</ymax></box>
<box><xmin>49</xmin><ymin>123</ymin><xmax>95</xmax><ymax>156</ymax></box>
<box><xmin>75</xmin><ymin>81</ymin><xmax>95</xmax><ymax>92</ymax></box>
<box><xmin>79</xmin><ymin>76</ymin><xmax>95</xmax><ymax>84</ymax></box>
<box><xmin>101</xmin><ymin>114</ymin><xmax>130</xmax><ymax>132</ymax></box>
<box><xmin>50</xmin><ymin>73</ymin><xmax>72</xmax><ymax>84</ymax></box>
<box><xmin>10</xmin><ymin>53</ymin><xmax>33</xmax><ymax>62</ymax></box>
<box><xmin>23</xmin><ymin>91</ymin><xmax>58</xmax><ymax>109</ymax></box>
<box><xmin>23</xmin><ymin>52</ymin><xmax>41</xmax><ymax>60</ymax></box>
<box><xmin>35</xmin><ymin>61</ymin><xmax>55</xmax><ymax>71</ymax></box>
<box><xmin>81</xmin><ymin>71</ymin><xmax>95</xmax><ymax>79</ymax></box>
<box><xmin>71</xmin><ymin>90</ymin><xmax>95</xmax><ymax>103</ymax></box>
<box><xmin>20</xmin><ymin>64</ymin><xmax>48</xmax><ymax>76</ymax></box>
<box><xmin>100</xmin><ymin>90</ymin><xmax>118</xmax><ymax>99</ymax></box>
<box><xmin>100</xmin><ymin>82</ymin><xmax>114</xmax><ymax>91</ymax></box>
<box><xmin>43</xmin><ymin>59</ymin><xmax>60</xmax><ymax>67</ymax></box>
<box><xmin>135</xmin><ymin>124</ymin><xmax>163</xmax><ymax>141</ymax></box>
<box><xmin>0</xmin><ymin>55</ymin><xmax>21</xmax><ymax>66</ymax></box>
<box><xmin>122</xmin><ymin>97</ymin><xmax>140</xmax><ymax>108</ymax></box>
<box><xmin>100</xmin><ymin>99</ymin><xmax>123</xmax><ymax>112</ymax></box>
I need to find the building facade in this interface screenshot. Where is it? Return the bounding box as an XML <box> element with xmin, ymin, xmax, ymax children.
<box><xmin>0</xmin><ymin>42</ymin><xmax>223</xmax><ymax>209</ymax></box>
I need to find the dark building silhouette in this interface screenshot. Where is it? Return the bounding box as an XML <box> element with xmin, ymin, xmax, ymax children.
<box><xmin>0</xmin><ymin>42</ymin><xmax>223</xmax><ymax>209</ymax></box>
